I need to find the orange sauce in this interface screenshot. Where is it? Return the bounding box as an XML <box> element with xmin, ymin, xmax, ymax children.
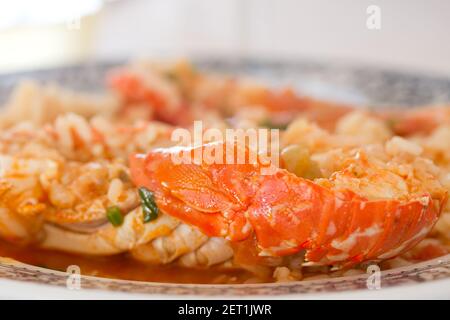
<box><xmin>0</xmin><ymin>240</ymin><xmax>255</xmax><ymax>284</ymax></box>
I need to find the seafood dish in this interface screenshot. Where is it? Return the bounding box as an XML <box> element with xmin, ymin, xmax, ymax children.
<box><xmin>0</xmin><ymin>60</ymin><xmax>448</xmax><ymax>284</ymax></box>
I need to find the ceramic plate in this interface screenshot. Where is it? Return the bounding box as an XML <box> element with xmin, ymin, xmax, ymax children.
<box><xmin>0</xmin><ymin>59</ymin><xmax>449</xmax><ymax>299</ymax></box>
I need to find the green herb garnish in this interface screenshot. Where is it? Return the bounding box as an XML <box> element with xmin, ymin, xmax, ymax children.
<box><xmin>260</xmin><ymin>119</ymin><xmax>288</xmax><ymax>130</ymax></box>
<box><xmin>138</xmin><ymin>187</ymin><xmax>159</xmax><ymax>223</ymax></box>
<box><xmin>106</xmin><ymin>206</ymin><xmax>123</xmax><ymax>227</ymax></box>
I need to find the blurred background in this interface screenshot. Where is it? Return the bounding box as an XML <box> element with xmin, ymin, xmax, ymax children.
<box><xmin>0</xmin><ymin>0</ymin><xmax>449</xmax><ymax>75</ymax></box>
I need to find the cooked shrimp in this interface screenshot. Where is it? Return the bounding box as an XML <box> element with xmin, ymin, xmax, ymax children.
<box><xmin>381</xmin><ymin>105</ymin><xmax>450</xmax><ymax>136</ymax></box>
<box><xmin>108</xmin><ymin>64</ymin><xmax>189</xmax><ymax>125</ymax></box>
<box><xmin>130</xmin><ymin>140</ymin><xmax>447</xmax><ymax>267</ymax></box>
<box><xmin>109</xmin><ymin>60</ymin><xmax>355</xmax><ymax>130</ymax></box>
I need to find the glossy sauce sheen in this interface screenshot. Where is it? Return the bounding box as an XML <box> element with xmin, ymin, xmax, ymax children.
<box><xmin>0</xmin><ymin>240</ymin><xmax>255</xmax><ymax>284</ymax></box>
